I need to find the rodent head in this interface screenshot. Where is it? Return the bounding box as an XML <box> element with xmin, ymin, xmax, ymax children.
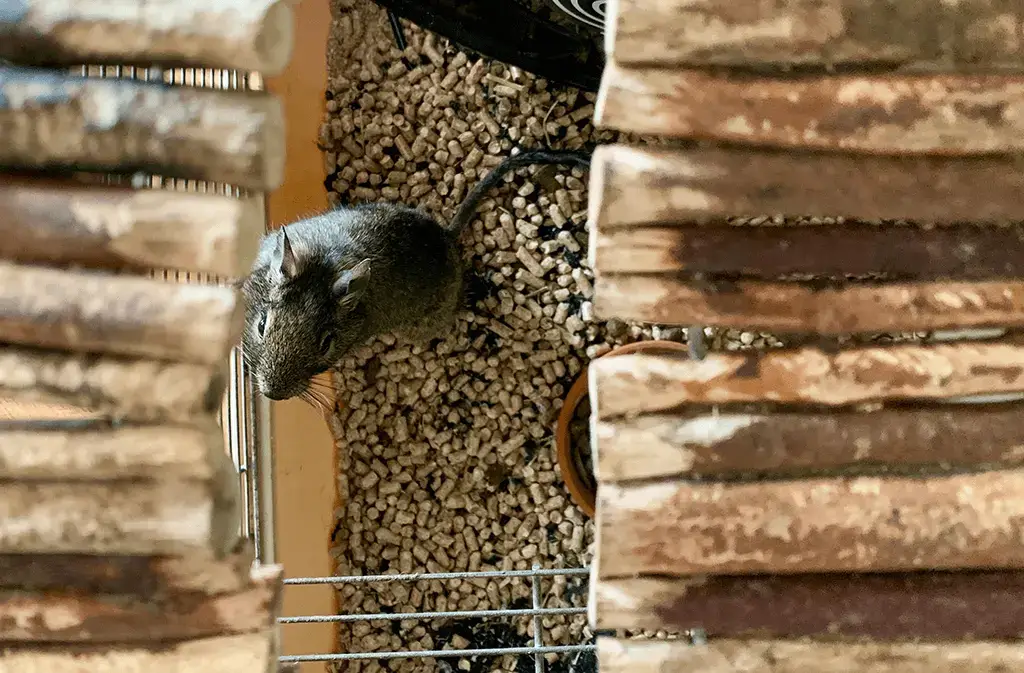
<box><xmin>241</xmin><ymin>227</ymin><xmax>372</xmax><ymax>401</ymax></box>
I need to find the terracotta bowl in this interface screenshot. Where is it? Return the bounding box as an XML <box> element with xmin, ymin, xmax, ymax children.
<box><xmin>555</xmin><ymin>339</ymin><xmax>689</xmax><ymax>518</ymax></box>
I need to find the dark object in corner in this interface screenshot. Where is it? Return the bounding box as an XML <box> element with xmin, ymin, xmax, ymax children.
<box><xmin>370</xmin><ymin>0</ymin><xmax>604</xmax><ymax>91</ymax></box>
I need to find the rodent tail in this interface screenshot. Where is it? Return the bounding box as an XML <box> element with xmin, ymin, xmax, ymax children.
<box><xmin>446</xmin><ymin>147</ymin><xmax>593</xmax><ymax>235</ymax></box>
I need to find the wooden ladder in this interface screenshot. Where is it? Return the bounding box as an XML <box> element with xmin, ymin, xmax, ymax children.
<box><xmin>0</xmin><ymin>1</ymin><xmax>291</xmax><ymax>671</ymax></box>
<box><xmin>589</xmin><ymin>0</ymin><xmax>1024</xmax><ymax>671</ymax></box>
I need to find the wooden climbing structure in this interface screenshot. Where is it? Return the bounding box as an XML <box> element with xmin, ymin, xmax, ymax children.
<box><xmin>589</xmin><ymin>0</ymin><xmax>1024</xmax><ymax>670</ymax></box>
<box><xmin>0</xmin><ymin>1</ymin><xmax>292</xmax><ymax>670</ymax></box>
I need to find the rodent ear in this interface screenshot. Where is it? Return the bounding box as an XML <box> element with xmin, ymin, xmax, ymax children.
<box><xmin>272</xmin><ymin>227</ymin><xmax>304</xmax><ymax>282</ymax></box>
<box><xmin>333</xmin><ymin>258</ymin><xmax>372</xmax><ymax>303</ymax></box>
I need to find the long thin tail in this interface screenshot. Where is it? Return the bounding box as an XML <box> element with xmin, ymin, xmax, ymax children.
<box><xmin>447</xmin><ymin>147</ymin><xmax>593</xmax><ymax>235</ymax></box>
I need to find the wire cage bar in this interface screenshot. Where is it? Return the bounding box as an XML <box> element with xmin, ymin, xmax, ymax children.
<box><xmin>280</xmin><ymin>565</ymin><xmax>596</xmax><ymax>667</ymax></box>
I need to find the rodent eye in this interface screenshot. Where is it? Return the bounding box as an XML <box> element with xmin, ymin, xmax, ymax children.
<box><xmin>320</xmin><ymin>333</ymin><xmax>334</xmax><ymax>355</ymax></box>
<box><xmin>257</xmin><ymin>310</ymin><xmax>268</xmax><ymax>338</ymax></box>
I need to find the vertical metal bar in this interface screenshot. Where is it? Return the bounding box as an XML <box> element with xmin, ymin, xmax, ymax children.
<box><xmin>228</xmin><ymin>347</ymin><xmax>250</xmax><ymax>539</ymax></box>
<box><xmin>255</xmin><ymin>390</ymin><xmax>276</xmax><ymax>564</ymax></box>
<box><xmin>531</xmin><ymin>563</ymin><xmax>545</xmax><ymax>673</ymax></box>
<box><xmin>242</xmin><ymin>355</ymin><xmax>261</xmax><ymax>559</ymax></box>
<box><xmin>236</xmin><ymin>346</ymin><xmax>257</xmax><ymax>545</ymax></box>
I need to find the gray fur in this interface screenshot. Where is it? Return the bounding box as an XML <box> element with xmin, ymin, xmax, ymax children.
<box><xmin>241</xmin><ymin>148</ymin><xmax>591</xmax><ymax>401</ymax></box>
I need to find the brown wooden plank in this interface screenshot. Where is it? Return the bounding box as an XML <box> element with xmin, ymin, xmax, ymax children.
<box><xmin>0</xmin><ymin>0</ymin><xmax>293</xmax><ymax>75</ymax></box>
<box><xmin>595</xmin><ymin>404</ymin><xmax>1024</xmax><ymax>482</ymax></box>
<box><xmin>593</xmin><ymin>572</ymin><xmax>1024</xmax><ymax>638</ymax></box>
<box><xmin>0</xmin><ymin>398</ymin><xmax>100</xmax><ymax>422</ymax></box>
<box><xmin>593</xmin><ymin>275</ymin><xmax>1024</xmax><ymax>334</ymax></box>
<box><xmin>607</xmin><ymin>0</ymin><xmax>1024</xmax><ymax>70</ymax></box>
<box><xmin>597</xmin><ymin>637</ymin><xmax>1024</xmax><ymax>673</ymax></box>
<box><xmin>0</xmin><ymin>347</ymin><xmax>227</xmax><ymax>423</ymax></box>
<box><xmin>598</xmin><ymin>469</ymin><xmax>1024</xmax><ymax>577</ymax></box>
<box><xmin>590</xmin><ymin>341</ymin><xmax>1024</xmax><ymax>417</ymax></box>
<box><xmin>0</xmin><ymin>548</ymin><xmax>254</xmax><ymax>596</ymax></box>
<box><xmin>0</xmin><ymin>261</ymin><xmax>243</xmax><ymax>364</ymax></box>
<box><xmin>590</xmin><ymin>144</ymin><xmax>1024</xmax><ymax>227</ymax></box>
<box><xmin>0</xmin><ymin>564</ymin><xmax>281</xmax><ymax>642</ymax></box>
<box><xmin>0</xmin><ymin>421</ymin><xmax>221</xmax><ymax>480</ymax></box>
<box><xmin>0</xmin><ymin>66</ymin><xmax>284</xmax><ymax>190</ymax></box>
<box><xmin>0</xmin><ymin>180</ymin><xmax>262</xmax><ymax>278</ymax></box>
<box><xmin>0</xmin><ymin>481</ymin><xmax>228</xmax><ymax>555</ymax></box>
<box><xmin>595</xmin><ymin>223</ymin><xmax>1024</xmax><ymax>279</ymax></box>
<box><xmin>0</xmin><ymin>631</ymin><xmax>274</xmax><ymax>673</ymax></box>
<box><xmin>598</xmin><ymin>64</ymin><xmax>1024</xmax><ymax>155</ymax></box>
<box><xmin>0</xmin><ymin>443</ymin><xmax>239</xmax><ymax>555</ymax></box>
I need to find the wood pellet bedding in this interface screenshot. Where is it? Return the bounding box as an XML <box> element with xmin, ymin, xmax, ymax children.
<box><xmin>319</xmin><ymin>1</ymin><xmax>795</xmax><ymax>671</ymax></box>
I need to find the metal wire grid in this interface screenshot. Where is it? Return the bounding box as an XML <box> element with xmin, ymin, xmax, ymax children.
<box><xmin>68</xmin><ymin>62</ymin><xmax>597</xmax><ymax>670</ymax></box>
<box><xmin>75</xmin><ymin>63</ymin><xmax>275</xmax><ymax>563</ymax></box>
<box><xmin>281</xmin><ymin>566</ymin><xmax>596</xmax><ymax>669</ymax></box>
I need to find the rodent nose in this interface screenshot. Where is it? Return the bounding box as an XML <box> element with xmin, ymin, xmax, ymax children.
<box><xmin>257</xmin><ymin>377</ymin><xmax>287</xmax><ymax>401</ymax></box>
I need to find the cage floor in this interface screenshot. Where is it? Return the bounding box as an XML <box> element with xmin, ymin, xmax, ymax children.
<box><xmin>321</xmin><ymin>2</ymin><xmax>659</xmax><ymax>671</ymax></box>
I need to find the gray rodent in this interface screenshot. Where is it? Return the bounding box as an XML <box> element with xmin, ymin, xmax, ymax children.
<box><xmin>241</xmin><ymin>147</ymin><xmax>592</xmax><ymax>401</ymax></box>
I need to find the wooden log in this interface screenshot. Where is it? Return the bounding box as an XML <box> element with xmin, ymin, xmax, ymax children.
<box><xmin>589</xmin><ymin>340</ymin><xmax>1024</xmax><ymax>417</ymax></box>
<box><xmin>0</xmin><ymin>0</ymin><xmax>294</xmax><ymax>75</ymax></box>
<box><xmin>592</xmin><ymin>571</ymin><xmax>1024</xmax><ymax>638</ymax></box>
<box><xmin>598</xmin><ymin>64</ymin><xmax>1024</xmax><ymax>155</ymax></box>
<box><xmin>0</xmin><ymin>420</ymin><xmax>222</xmax><ymax>480</ymax></box>
<box><xmin>595</xmin><ymin>404</ymin><xmax>1024</xmax><ymax>482</ymax></box>
<box><xmin>597</xmin><ymin>637</ymin><xmax>1024</xmax><ymax>673</ymax></box>
<box><xmin>606</xmin><ymin>0</ymin><xmax>1024</xmax><ymax>70</ymax></box>
<box><xmin>593</xmin><ymin>275</ymin><xmax>1024</xmax><ymax>334</ymax></box>
<box><xmin>590</xmin><ymin>144</ymin><xmax>1024</xmax><ymax>227</ymax></box>
<box><xmin>0</xmin><ymin>66</ymin><xmax>284</xmax><ymax>190</ymax></box>
<box><xmin>0</xmin><ymin>399</ymin><xmax>100</xmax><ymax>422</ymax></box>
<box><xmin>0</xmin><ymin>445</ymin><xmax>239</xmax><ymax>555</ymax></box>
<box><xmin>594</xmin><ymin>223</ymin><xmax>1024</xmax><ymax>279</ymax></box>
<box><xmin>0</xmin><ymin>347</ymin><xmax>227</xmax><ymax>423</ymax></box>
<box><xmin>0</xmin><ymin>548</ymin><xmax>255</xmax><ymax>595</ymax></box>
<box><xmin>0</xmin><ymin>564</ymin><xmax>281</xmax><ymax>642</ymax></box>
<box><xmin>0</xmin><ymin>180</ymin><xmax>262</xmax><ymax>277</ymax></box>
<box><xmin>597</xmin><ymin>469</ymin><xmax>1024</xmax><ymax>577</ymax></box>
<box><xmin>0</xmin><ymin>481</ymin><xmax>234</xmax><ymax>555</ymax></box>
<box><xmin>0</xmin><ymin>261</ymin><xmax>243</xmax><ymax>364</ymax></box>
<box><xmin>0</xmin><ymin>631</ymin><xmax>274</xmax><ymax>673</ymax></box>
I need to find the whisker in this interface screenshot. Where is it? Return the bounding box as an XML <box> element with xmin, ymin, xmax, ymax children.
<box><xmin>299</xmin><ymin>390</ymin><xmax>326</xmax><ymax>414</ymax></box>
<box><xmin>307</xmin><ymin>384</ymin><xmax>335</xmax><ymax>397</ymax></box>
<box><xmin>304</xmin><ymin>379</ymin><xmax>336</xmax><ymax>400</ymax></box>
<box><xmin>310</xmin><ymin>388</ymin><xmax>333</xmax><ymax>410</ymax></box>
<box><xmin>302</xmin><ymin>387</ymin><xmax>331</xmax><ymax>414</ymax></box>
<box><xmin>306</xmin><ymin>377</ymin><xmax>334</xmax><ymax>390</ymax></box>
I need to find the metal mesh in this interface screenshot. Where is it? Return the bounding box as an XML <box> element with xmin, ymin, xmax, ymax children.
<box><xmin>281</xmin><ymin>567</ymin><xmax>595</xmax><ymax>669</ymax></box>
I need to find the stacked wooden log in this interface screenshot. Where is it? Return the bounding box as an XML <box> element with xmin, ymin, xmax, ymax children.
<box><xmin>0</xmin><ymin>1</ymin><xmax>291</xmax><ymax>670</ymax></box>
<box><xmin>590</xmin><ymin>0</ymin><xmax>1024</xmax><ymax>670</ymax></box>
